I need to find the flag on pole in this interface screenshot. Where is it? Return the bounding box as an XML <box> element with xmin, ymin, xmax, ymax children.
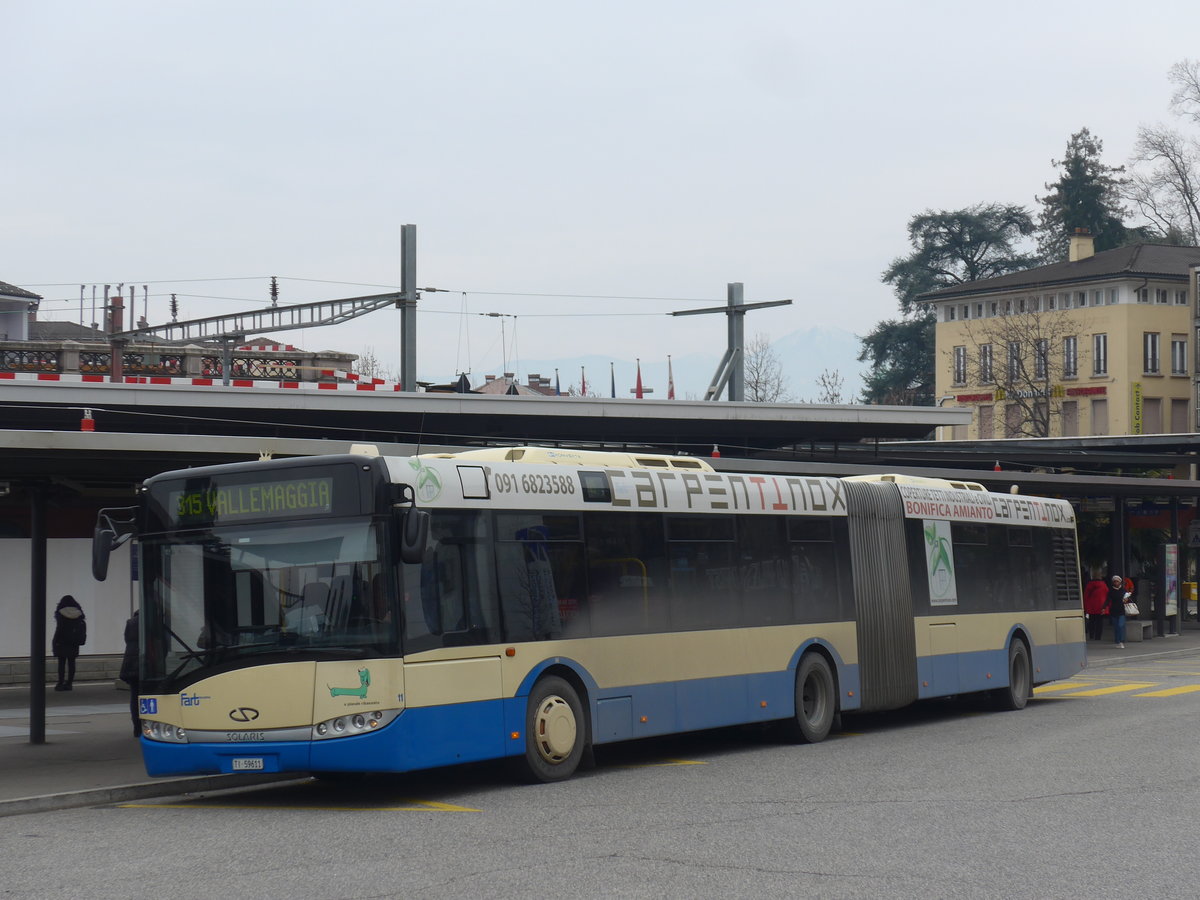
<box><xmin>667</xmin><ymin>355</ymin><xmax>675</xmax><ymax>400</ymax></box>
<box><xmin>580</xmin><ymin>366</ymin><xmax>586</xmax><ymax>397</ymax></box>
<box><xmin>635</xmin><ymin>359</ymin><xmax>644</xmax><ymax>399</ymax></box>
<box><xmin>610</xmin><ymin>362</ymin><xmax>616</xmax><ymax>399</ymax></box>
<box><xmin>555</xmin><ymin>368</ymin><xmax>561</xmax><ymax>396</ymax></box>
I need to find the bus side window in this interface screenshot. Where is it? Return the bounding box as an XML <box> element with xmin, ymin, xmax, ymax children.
<box><xmin>951</xmin><ymin>522</ymin><xmax>992</xmax><ymax>612</ymax></box>
<box><xmin>787</xmin><ymin>516</ymin><xmax>840</xmax><ymax>624</ymax></box>
<box><xmin>738</xmin><ymin>515</ymin><xmax>791</xmax><ymax>626</ymax></box>
<box><xmin>583</xmin><ymin>511</ymin><xmax>668</xmax><ymax>637</ymax></box>
<box><xmin>400</xmin><ymin>511</ymin><xmax>497</xmax><ymax>653</ymax></box>
<box><xmin>494</xmin><ymin>512</ymin><xmax>591</xmax><ymax>642</ymax></box>
<box><xmin>666</xmin><ymin>515</ymin><xmax>738</xmax><ymax>631</ymax></box>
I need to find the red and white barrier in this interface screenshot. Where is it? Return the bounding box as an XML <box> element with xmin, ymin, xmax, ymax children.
<box><xmin>0</xmin><ymin>371</ymin><xmax>408</xmax><ymax>392</ymax></box>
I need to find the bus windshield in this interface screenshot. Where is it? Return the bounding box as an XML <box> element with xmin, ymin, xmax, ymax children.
<box><xmin>139</xmin><ymin>517</ymin><xmax>396</xmax><ymax>692</ymax></box>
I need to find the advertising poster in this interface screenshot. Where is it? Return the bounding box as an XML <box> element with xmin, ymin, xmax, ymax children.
<box><xmin>1165</xmin><ymin>543</ymin><xmax>1179</xmax><ymax>617</ymax></box>
<box><xmin>923</xmin><ymin>519</ymin><xmax>958</xmax><ymax>606</ymax></box>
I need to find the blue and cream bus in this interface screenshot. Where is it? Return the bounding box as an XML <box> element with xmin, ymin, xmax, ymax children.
<box><xmin>92</xmin><ymin>445</ymin><xmax>1085</xmax><ymax>783</ymax></box>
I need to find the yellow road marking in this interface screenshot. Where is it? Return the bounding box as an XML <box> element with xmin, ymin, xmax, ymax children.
<box><xmin>121</xmin><ymin>798</ymin><xmax>480</xmax><ymax>811</ymax></box>
<box><xmin>1134</xmin><ymin>685</ymin><xmax>1200</xmax><ymax>698</ymax></box>
<box><xmin>619</xmin><ymin>758</ymin><xmax>706</xmax><ymax>768</ymax></box>
<box><xmin>1034</xmin><ymin>682</ymin><xmax>1098</xmax><ymax>694</ymax></box>
<box><xmin>1060</xmin><ymin>683</ymin><xmax>1157</xmax><ymax>697</ymax></box>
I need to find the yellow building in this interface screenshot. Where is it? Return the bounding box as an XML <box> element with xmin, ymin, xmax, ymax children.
<box><xmin>920</xmin><ymin>233</ymin><xmax>1200</xmax><ymax>439</ymax></box>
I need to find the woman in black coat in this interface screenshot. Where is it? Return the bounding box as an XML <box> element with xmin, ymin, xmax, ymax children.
<box><xmin>51</xmin><ymin>595</ymin><xmax>87</xmax><ymax>691</ymax></box>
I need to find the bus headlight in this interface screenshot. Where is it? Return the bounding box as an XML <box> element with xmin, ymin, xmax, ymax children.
<box><xmin>311</xmin><ymin>708</ymin><xmax>397</xmax><ymax>740</ymax></box>
<box><xmin>143</xmin><ymin>720</ymin><xmax>188</xmax><ymax>743</ymax></box>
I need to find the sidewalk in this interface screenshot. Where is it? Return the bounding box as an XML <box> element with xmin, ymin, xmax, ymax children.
<box><xmin>1082</xmin><ymin>617</ymin><xmax>1200</xmax><ymax>668</ymax></box>
<box><xmin>2</xmin><ymin>623</ymin><xmax>1199</xmax><ymax>817</ymax></box>
<box><xmin>0</xmin><ymin>682</ymin><xmax>294</xmax><ymax>817</ymax></box>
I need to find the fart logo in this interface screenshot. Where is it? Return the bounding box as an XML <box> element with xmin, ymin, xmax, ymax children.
<box><xmin>181</xmin><ymin>692</ymin><xmax>211</xmax><ymax>707</ymax></box>
<box><xmin>329</xmin><ymin>668</ymin><xmax>371</xmax><ymax>699</ymax></box>
<box><xmin>139</xmin><ymin>698</ymin><xmax>158</xmax><ymax>715</ymax></box>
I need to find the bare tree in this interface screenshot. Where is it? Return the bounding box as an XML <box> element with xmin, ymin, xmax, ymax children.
<box><xmin>814</xmin><ymin>369</ymin><xmax>845</xmax><ymax>404</ymax></box>
<box><xmin>1127</xmin><ymin>60</ymin><xmax>1200</xmax><ymax>244</ymax></box>
<box><xmin>354</xmin><ymin>346</ymin><xmax>398</xmax><ymax>381</ymax></box>
<box><xmin>743</xmin><ymin>332</ymin><xmax>793</xmax><ymax>402</ymax></box>
<box><xmin>956</xmin><ymin>304</ymin><xmax>1090</xmax><ymax>438</ymax></box>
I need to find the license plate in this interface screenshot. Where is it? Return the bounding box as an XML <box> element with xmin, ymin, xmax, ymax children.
<box><xmin>232</xmin><ymin>758</ymin><xmax>264</xmax><ymax>771</ymax></box>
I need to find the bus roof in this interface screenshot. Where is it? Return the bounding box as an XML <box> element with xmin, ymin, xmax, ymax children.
<box><xmin>843</xmin><ymin>473</ymin><xmax>986</xmax><ymax>492</ymax></box>
<box><xmin>420</xmin><ymin>446</ymin><xmax>714</xmax><ymax>471</ymax></box>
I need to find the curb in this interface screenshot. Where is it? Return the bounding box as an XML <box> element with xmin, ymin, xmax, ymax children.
<box><xmin>1086</xmin><ymin>641</ymin><xmax>1200</xmax><ymax>669</ymax></box>
<box><xmin>0</xmin><ymin>773</ymin><xmax>306</xmax><ymax>818</ymax></box>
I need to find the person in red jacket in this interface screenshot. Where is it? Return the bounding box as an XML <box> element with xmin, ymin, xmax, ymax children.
<box><xmin>1083</xmin><ymin>575</ymin><xmax>1109</xmax><ymax>640</ymax></box>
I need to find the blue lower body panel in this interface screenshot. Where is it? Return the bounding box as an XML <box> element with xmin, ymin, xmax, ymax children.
<box><xmin>140</xmin><ymin>652</ymin><xmax>863</xmax><ymax>777</ymax></box>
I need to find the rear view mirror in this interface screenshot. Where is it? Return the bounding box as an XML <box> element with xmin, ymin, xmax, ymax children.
<box><xmin>92</xmin><ymin>507</ymin><xmax>138</xmax><ymax>581</ymax></box>
<box><xmin>92</xmin><ymin>525</ymin><xmax>116</xmax><ymax>582</ymax></box>
<box><xmin>399</xmin><ymin>508</ymin><xmax>430</xmax><ymax>565</ymax></box>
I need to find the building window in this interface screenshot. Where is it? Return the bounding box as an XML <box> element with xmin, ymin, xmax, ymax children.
<box><xmin>1004</xmin><ymin>300</ymin><xmax>1013</xmax><ymax>315</ymax></box>
<box><xmin>1093</xmin><ymin>333</ymin><xmax>1108</xmax><ymax>376</ymax></box>
<box><xmin>1007</xmin><ymin>341</ymin><xmax>1021</xmax><ymax>381</ymax></box>
<box><xmin>1075</xmin><ymin>291</ymin><xmax>1086</xmax><ymax>308</ymax></box>
<box><xmin>1062</xmin><ymin>400</ymin><xmax>1079</xmax><ymax>437</ymax></box>
<box><xmin>1176</xmin><ymin>290</ymin><xmax>1188</xmax><ymax>305</ymax></box>
<box><xmin>1091</xmin><ymin>398</ymin><xmax>1108</xmax><ymax>434</ymax></box>
<box><xmin>1091</xmin><ymin>289</ymin><xmax>1103</xmax><ymax>306</ymax></box>
<box><xmin>1156</xmin><ymin>288</ymin><xmax>1169</xmax><ymax>304</ymax></box>
<box><xmin>1137</xmin><ymin>288</ymin><xmax>1149</xmax><ymax>303</ymax></box>
<box><xmin>1143</xmin><ymin>332</ymin><xmax>1161</xmax><ymax>374</ymax></box>
<box><xmin>1171</xmin><ymin>398</ymin><xmax>1189</xmax><ymax>432</ymax></box>
<box><xmin>979</xmin><ymin>343</ymin><xmax>994</xmax><ymax>383</ymax></box>
<box><xmin>1018</xmin><ymin>297</ymin><xmax>1026</xmax><ymax>313</ymax></box>
<box><xmin>1004</xmin><ymin>404</ymin><xmax>1022</xmax><ymax>438</ymax></box>
<box><xmin>961</xmin><ymin>305</ymin><xmax>969</xmax><ymax>320</ymax></box>
<box><xmin>978</xmin><ymin>405</ymin><xmax>993</xmax><ymax>439</ymax></box>
<box><xmin>1030</xmin><ymin>296</ymin><xmax>1040</xmax><ymax>312</ymax></box>
<box><xmin>975</xmin><ymin>302</ymin><xmax>983</xmax><ymax>318</ymax></box>
<box><xmin>945</xmin><ymin>305</ymin><xmax>956</xmax><ymax>322</ymax></box>
<box><xmin>1144</xmin><ymin>397</ymin><xmax>1163</xmax><ymax>433</ymax></box>
<box><xmin>1035</xmin><ymin>338</ymin><xmax>1049</xmax><ymax>380</ymax></box>
<box><xmin>953</xmin><ymin>346</ymin><xmax>967</xmax><ymax>385</ymax></box>
<box><xmin>1108</xmin><ymin>288</ymin><xmax>1118</xmax><ymax>305</ymax></box>
<box><xmin>1047</xmin><ymin>294</ymin><xmax>1057</xmax><ymax>310</ymax></box>
<box><xmin>1063</xmin><ymin>336</ymin><xmax>1078</xmax><ymax>378</ymax></box>
<box><xmin>989</xmin><ymin>301</ymin><xmax>998</xmax><ymax>316</ymax></box>
<box><xmin>1172</xmin><ymin>335</ymin><xmax>1187</xmax><ymax>375</ymax></box>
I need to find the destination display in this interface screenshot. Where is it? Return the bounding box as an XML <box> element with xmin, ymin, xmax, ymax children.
<box><xmin>166</xmin><ymin>476</ymin><xmax>336</xmax><ymax>526</ymax></box>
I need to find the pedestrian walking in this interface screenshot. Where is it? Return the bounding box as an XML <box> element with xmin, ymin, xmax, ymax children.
<box><xmin>1107</xmin><ymin>575</ymin><xmax>1129</xmax><ymax>649</ymax></box>
<box><xmin>1083</xmin><ymin>575</ymin><xmax>1108</xmax><ymax>640</ymax></box>
<box><xmin>51</xmin><ymin>595</ymin><xmax>87</xmax><ymax>690</ymax></box>
<box><xmin>120</xmin><ymin>609</ymin><xmax>140</xmax><ymax>738</ymax></box>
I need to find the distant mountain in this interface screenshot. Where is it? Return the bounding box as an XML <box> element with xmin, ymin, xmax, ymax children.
<box><xmin>438</xmin><ymin>325</ymin><xmax>865</xmax><ymax>401</ymax></box>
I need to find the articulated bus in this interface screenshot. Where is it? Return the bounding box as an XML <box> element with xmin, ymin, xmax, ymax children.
<box><xmin>92</xmin><ymin>445</ymin><xmax>1085</xmax><ymax>783</ymax></box>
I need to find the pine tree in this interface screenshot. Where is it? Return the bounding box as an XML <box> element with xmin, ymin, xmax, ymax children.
<box><xmin>1036</xmin><ymin>128</ymin><xmax>1129</xmax><ymax>261</ymax></box>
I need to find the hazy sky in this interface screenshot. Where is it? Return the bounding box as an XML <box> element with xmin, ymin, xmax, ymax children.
<box><xmin>5</xmin><ymin>1</ymin><xmax>1199</xmax><ymax>393</ymax></box>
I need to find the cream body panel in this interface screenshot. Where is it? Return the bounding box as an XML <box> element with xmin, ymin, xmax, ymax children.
<box><xmin>312</xmin><ymin>659</ymin><xmax>404</xmax><ymax>721</ymax></box>
<box><xmin>915</xmin><ymin>610</ymin><xmax>1076</xmax><ymax>655</ymax></box>
<box><xmin>175</xmin><ymin>662</ymin><xmax>316</xmax><ymax>730</ymax></box>
<box><xmin>403</xmin><ymin>656</ymin><xmax>503</xmax><ymax>707</ymax></box>
<box><xmin>407</xmin><ymin>623</ymin><xmax>859</xmax><ymax>700</ymax></box>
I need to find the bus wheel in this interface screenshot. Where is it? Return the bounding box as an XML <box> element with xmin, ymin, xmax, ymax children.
<box><xmin>995</xmin><ymin>639</ymin><xmax>1031</xmax><ymax>711</ymax></box>
<box><xmin>782</xmin><ymin>653</ymin><xmax>836</xmax><ymax>744</ymax></box>
<box><xmin>514</xmin><ymin>676</ymin><xmax>586</xmax><ymax>783</ymax></box>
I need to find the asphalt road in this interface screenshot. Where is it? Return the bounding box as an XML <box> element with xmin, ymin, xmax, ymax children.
<box><xmin>5</xmin><ymin>655</ymin><xmax>1200</xmax><ymax>900</ymax></box>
